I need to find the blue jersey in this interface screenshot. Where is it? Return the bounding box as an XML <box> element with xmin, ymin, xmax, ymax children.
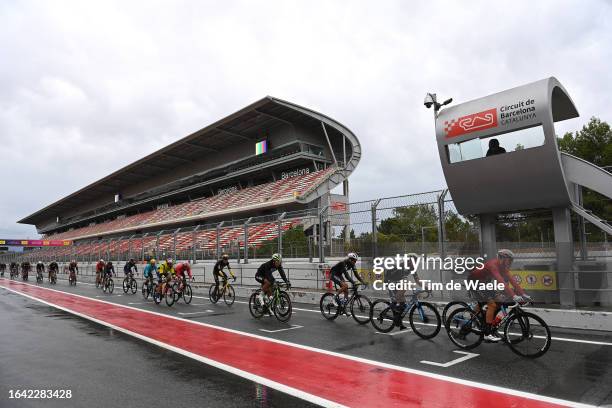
<box><xmin>143</xmin><ymin>264</ymin><xmax>156</xmax><ymax>278</ymax></box>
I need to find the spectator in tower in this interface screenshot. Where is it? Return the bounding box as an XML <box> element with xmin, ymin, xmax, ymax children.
<box><xmin>486</xmin><ymin>138</ymin><xmax>506</xmax><ymax>156</ymax></box>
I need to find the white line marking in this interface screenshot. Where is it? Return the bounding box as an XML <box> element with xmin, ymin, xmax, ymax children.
<box><xmin>421</xmin><ymin>351</ymin><xmax>479</xmax><ymax>367</ymax></box>
<box><xmin>375</xmin><ymin>329</ymin><xmax>412</xmax><ymax>336</ymax></box>
<box><xmin>178</xmin><ymin>312</ymin><xmax>209</xmax><ymax>316</ymax></box>
<box><xmin>259</xmin><ymin>325</ymin><xmax>303</xmax><ymax>333</ymax></box>
<box><xmin>0</xmin><ymin>280</ymin><xmax>596</xmax><ymax>408</ymax></box>
<box><xmin>0</xmin><ymin>283</ymin><xmax>345</xmax><ymax>408</ymax></box>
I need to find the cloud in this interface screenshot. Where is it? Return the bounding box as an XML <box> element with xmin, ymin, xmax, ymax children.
<box><xmin>1</xmin><ymin>0</ymin><xmax>611</xmax><ymax>237</ymax></box>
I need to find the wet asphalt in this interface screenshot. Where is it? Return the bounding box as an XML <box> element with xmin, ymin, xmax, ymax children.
<box><xmin>1</xmin><ymin>277</ymin><xmax>612</xmax><ymax>407</ymax></box>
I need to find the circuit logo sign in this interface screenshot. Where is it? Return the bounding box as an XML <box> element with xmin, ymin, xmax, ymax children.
<box><xmin>444</xmin><ymin>108</ymin><xmax>498</xmax><ymax>138</ymax></box>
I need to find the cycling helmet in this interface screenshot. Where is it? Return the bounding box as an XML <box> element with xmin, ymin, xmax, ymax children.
<box><xmin>497</xmin><ymin>249</ymin><xmax>515</xmax><ymax>259</ymax></box>
<box><xmin>150</xmin><ymin>258</ymin><xmax>156</xmax><ymax>265</ymax></box>
<box><xmin>271</xmin><ymin>253</ymin><xmax>282</xmax><ymax>263</ymax></box>
<box><xmin>166</xmin><ymin>258</ymin><xmax>173</xmax><ymax>265</ymax></box>
<box><xmin>222</xmin><ymin>253</ymin><xmax>229</xmax><ymax>260</ymax></box>
<box><xmin>99</xmin><ymin>259</ymin><xmax>104</xmax><ymax>263</ymax></box>
<box><xmin>347</xmin><ymin>252</ymin><xmax>358</xmax><ymax>262</ymax></box>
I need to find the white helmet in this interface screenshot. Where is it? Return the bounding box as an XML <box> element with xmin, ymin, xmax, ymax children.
<box><xmin>497</xmin><ymin>249</ymin><xmax>515</xmax><ymax>259</ymax></box>
<box><xmin>347</xmin><ymin>252</ymin><xmax>358</xmax><ymax>261</ymax></box>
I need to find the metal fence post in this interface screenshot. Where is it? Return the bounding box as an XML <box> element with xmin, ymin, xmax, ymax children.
<box><xmin>277</xmin><ymin>212</ymin><xmax>286</xmax><ymax>256</ymax></box>
<box><xmin>371</xmin><ymin>199</ymin><xmax>381</xmax><ymax>259</ymax></box>
<box><xmin>437</xmin><ymin>190</ymin><xmax>448</xmax><ymax>258</ymax></box>
<box><xmin>192</xmin><ymin>225</ymin><xmax>201</xmax><ymax>264</ymax></box>
<box><xmin>318</xmin><ymin>206</ymin><xmax>328</xmax><ymax>263</ymax></box>
<box><xmin>244</xmin><ymin>217</ymin><xmax>252</xmax><ymax>264</ymax></box>
<box><xmin>156</xmin><ymin>232</ymin><xmax>161</xmax><ymax>260</ymax></box>
<box><xmin>216</xmin><ymin>221</ymin><xmax>225</xmax><ymax>259</ymax></box>
<box><xmin>173</xmin><ymin>228</ymin><xmax>180</xmax><ymax>260</ymax></box>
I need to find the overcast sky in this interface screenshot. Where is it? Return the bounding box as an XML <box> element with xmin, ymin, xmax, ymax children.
<box><xmin>1</xmin><ymin>0</ymin><xmax>611</xmax><ymax>238</ymax></box>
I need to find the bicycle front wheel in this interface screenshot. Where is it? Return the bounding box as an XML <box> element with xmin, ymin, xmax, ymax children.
<box><xmin>122</xmin><ymin>278</ymin><xmax>129</xmax><ymax>293</ymax></box>
<box><xmin>165</xmin><ymin>286</ymin><xmax>175</xmax><ymax>306</ymax></box>
<box><xmin>370</xmin><ymin>299</ymin><xmax>395</xmax><ymax>333</ymax></box>
<box><xmin>142</xmin><ymin>283</ymin><xmax>149</xmax><ymax>300</ymax></box>
<box><xmin>350</xmin><ymin>294</ymin><xmax>372</xmax><ymax>325</ymax></box>
<box><xmin>183</xmin><ymin>284</ymin><xmax>193</xmax><ymax>304</ymax></box>
<box><xmin>223</xmin><ymin>285</ymin><xmax>235</xmax><ymax>306</ymax></box>
<box><xmin>273</xmin><ymin>291</ymin><xmax>292</xmax><ymax>323</ymax></box>
<box><xmin>504</xmin><ymin>312</ymin><xmax>551</xmax><ymax>358</ymax></box>
<box><xmin>409</xmin><ymin>302</ymin><xmax>441</xmax><ymax>339</ymax></box>
<box><xmin>130</xmin><ymin>279</ymin><xmax>137</xmax><ymax>294</ymax></box>
<box><xmin>446</xmin><ymin>307</ymin><xmax>483</xmax><ymax>350</ymax></box>
<box><xmin>107</xmin><ymin>279</ymin><xmax>114</xmax><ymax>294</ymax></box>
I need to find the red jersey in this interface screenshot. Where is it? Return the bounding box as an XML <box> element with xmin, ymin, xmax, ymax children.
<box><xmin>96</xmin><ymin>262</ymin><xmax>105</xmax><ymax>272</ymax></box>
<box><xmin>174</xmin><ymin>263</ymin><xmax>192</xmax><ymax>279</ymax></box>
<box><xmin>469</xmin><ymin>258</ymin><xmax>524</xmax><ymax>297</ymax></box>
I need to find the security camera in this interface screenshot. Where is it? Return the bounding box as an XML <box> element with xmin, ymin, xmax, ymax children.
<box><xmin>424</xmin><ymin>93</ymin><xmax>436</xmax><ymax>109</ymax></box>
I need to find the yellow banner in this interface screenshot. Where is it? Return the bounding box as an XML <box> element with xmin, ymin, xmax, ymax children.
<box><xmin>510</xmin><ymin>270</ymin><xmax>557</xmax><ymax>291</ymax></box>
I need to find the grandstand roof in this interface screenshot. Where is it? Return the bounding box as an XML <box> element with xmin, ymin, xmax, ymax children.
<box><xmin>19</xmin><ymin>96</ymin><xmax>360</xmax><ymax>226</ymax></box>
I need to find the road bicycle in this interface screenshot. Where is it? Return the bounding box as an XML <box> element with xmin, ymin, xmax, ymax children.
<box><xmin>102</xmin><ymin>274</ymin><xmax>115</xmax><ymax>294</ymax></box>
<box><xmin>142</xmin><ymin>277</ymin><xmax>155</xmax><ymax>300</ymax></box>
<box><xmin>36</xmin><ymin>270</ymin><xmax>44</xmax><ymax>284</ymax></box>
<box><xmin>249</xmin><ymin>282</ymin><xmax>292</xmax><ymax>322</ymax></box>
<box><xmin>122</xmin><ymin>272</ymin><xmax>138</xmax><ymax>294</ymax></box>
<box><xmin>370</xmin><ymin>289</ymin><xmax>441</xmax><ymax>339</ymax></box>
<box><xmin>173</xmin><ymin>276</ymin><xmax>194</xmax><ymax>304</ymax></box>
<box><xmin>209</xmin><ymin>278</ymin><xmax>236</xmax><ymax>306</ymax></box>
<box><xmin>10</xmin><ymin>267</ymin><xmax>18</xmax><ymax>280</ymax></box>
<box><xmin>21</xmin><ymin>268</ymin><xmax>29</xmax><ymax>281</ymax></box>
<box><xmin>49</xmin><ymin>270</ymin><xmax>58</xmax><ymax>284</ymax></box>
<box><xmin>446</xmin><ymin>301</ymin><xmax>551</xmax><ymax>358</ymax></box>
<box><xmin>319</xmin><ymin>284</ymin><xmax>371</xmax><ymax>324</ymax></box>
<box><xmin>95</xmin><ymin>271</ymin><xmax>104</xmax><ymax>289</ymax></box>
<box><xmin>153</xmin><ymin>279</ymin><xmax>175</xmax><ymax>307</ymax></box>
<box><xmin>68</xmin><ymin>270</ymin><xmax>77</xmax><ymax>286</ymax></box>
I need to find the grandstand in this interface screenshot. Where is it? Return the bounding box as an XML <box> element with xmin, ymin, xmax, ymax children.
<box><xmin>18</xmin><ymin>97</ymin><xmax>361</xmax><ymax>261</ymax></box>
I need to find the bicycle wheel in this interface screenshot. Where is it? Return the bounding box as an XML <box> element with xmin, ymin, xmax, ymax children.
<box><xmin>442</xmin><ymin>301</ymin><xmax>470</xmax><ymax>330</ymax></box>
<box><xmin>209</xmin><ymin>284</ymin><xmax>220</xmax><ymax>304</ymax></box>
<box><xmin>153</xmin><ymin>285</ymin><xmax>162</xmax><ymax>305</ymax></box>
<box><xmin>95</xmin><ymin>276</ymin><xmax>100</xmax><ymax>288</ymax></box>
<box><xmin>319</xmin><ymin>293</ymin><xmax>340</xmax><ymax>321</ymax></box>
<box><xmin>446</xmin><ymin>307</ymin><xmax>484</xmax><ymax>350</ymax></box>
<box><xmin>122</xmin><ymin>278</ymin><xmax>129</xmax><ymax>294</ymax></box>
<box><xmin>223</xmin><ymin>285</ymin><xmax>235</xmax><ymax>306</ymax></box>
<box><xmin>183</xmin><ymin>284</ymin><xmax>193</xmax><ymax>304</ymax></box>
<box><xmin>370</xmin><ymin>299</ymin><xmax>395</xmax><ymax>333</ymax></box>
<box><xmin>165</xmin><ymin>286</ymin><xmax>175</xmax><ymax>306</ymax></box>
<box><xmin>142</xmin><ymin>283</ymin><xmax>149</xmax><ymax>300</ymax></box>
<box><xmin>130</xmin><ymin>279</ymin><xmax>137</xmax><ymax>294</ymax></box>
<box><xmin>273</xmin><ymin>291</ymin><xmax>292</xmax><ymax>323</ymax></box>
<box><xmin>504</xmin><ymin>312</ymin><xmax>551</xmax><ymax>358</ymax></box>
<box><xmin>409</xmin><ymin>302</ymin><xmax>441</xmax><ymax>339</ymax></box>
<box><xmin>350</xmin><ymin>294</ymin><xmax>372</xmax><ymax>325</ymax></box>
<box><xmin>248</xmin><ymin>291</ymin><xmax>265</xmax><ymax>319</ymax></box>
<box><xmin>108</xmin><ymin>278</ymin><xmax>114</xmax><ymax>294</ymax></box>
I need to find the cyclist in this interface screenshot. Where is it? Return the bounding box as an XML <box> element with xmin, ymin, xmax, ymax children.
<box><xmin>255</xmin><ymin>253</ymin><xmax>290</xmax><ymax>306</ymax></box>
<box><xmin>10</xmin><ymin>262</ymin><xmax>19</xmax><ymax>278</ymax></box>
<box><xmin>21</xmin><ymin>261</ymin><xmax>31</xmax><ymax>280</ymax></box>
<box><xmin>212</xmin><ymin>253</ymin><xmax>235</xmax><ymax>294</ymax></box>
<box><xmin>123</xmin><ymin>258</ymin><xmax>138</xmax><ymax>277</ymax></box>
<box><xmin>143</xmin><ymin>259</ymin><xmax>157</xmax><ymax>289</ymax></box>
<box><xmin>48</xmin><ymin>261</ymin><xmax>59</xmax><ymax>282</ymax></box>
<box><xmin>95</xmin><ymin>259</ymin><xmax>106</xmax><ymax>285</ymax></box>
<box><xmin>330</xmin><ymin>253</ymin><xmax>366</xmax><ymax>306</ymax></box>
<box><xmin>385</xmin><ymin>257</ymin><xmax>423</xmax><ymax>330</ymax></box>
<box><xmin>68</xmin><ymin>260</ymin><xmax>79</xmax><ymax>276</ymax></box>
<box><xmin>0</xmin><ymin>262</ymin><xmax>6</xmax><ymax>277</ymax></box>
<box><xmin>156</xmin><ymin>258</ymin><xmax>175</xmax><ymax>295</ymax></box>
<box><xmin>468</xmin><ymin>249</ymin><xmax>530</xmax><ymax>342</ymax></box>
<box><xmin>36</xmin><ymin>261</ymin><xmax>45</xmax><ymax>281</ymax></box>
<box><xmin>103</xmin><ymin>261</ymin><xmax>115</xmax><ymax>285</ymax></box>
<box><xmin>175</xmin><ymin>262</ymin><xmax>194</xmax><ymax>293</ymax></box>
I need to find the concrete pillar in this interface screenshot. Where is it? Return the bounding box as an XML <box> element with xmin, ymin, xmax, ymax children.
<box><xmin>553</xmin><ymin>207</ymin><xmax>575</xmax><ymax>306</ymax></box>
<box><xmin>478</xmin><ymin>213</ymin><xmax>497</xmax><ymax>259</ymax></box>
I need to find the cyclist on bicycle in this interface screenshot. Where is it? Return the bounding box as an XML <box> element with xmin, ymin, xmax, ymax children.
<box><xmin>21</xmin><ymin>261</ymin><xmax>31</xmax><ymax>279</ymax></box>
<box><xmin>468</xmin><ymin>249</ymin><xmax>531</xmax><ymax>342</ymax></box>
<box><xmin>385</xmin><ymin>259</ymin><xmax>422</xmax><ymax>330</ymax></box>
<box><xmin>175</xmin><ymin>262</ymin><xmax>194</xmax><ymax>292</ymax></box>
<box><xmin>213</xmin><ymin>253</ymin><xmax>235</xmax><ymax>293</ymax></box>
<box><xmin>36</xmin><ymin>261</ymin><xmax>45</xmax><ymax>280</ymax></box>
<box><xmin>96</xmin><ymin>259</ymin><xmax>105</xmax><ymax>284</ymax></box>
<box><xmin>143</xmin><ymin>259</ymin><xmax>157</xmax><ymax>288</ymax></box>
<box><xmin>255</xmin><ymin>254</ymin><xmax>290</xmax><ymax>306</ymax></box>
<box><xmin>68</xmin><ymin>260</ymin><xmax>79</xmax><ymax>276</ymax></box>
<box><xmin>48</xmin><ymin>261</ymin><xmax>59</xmax><ymax>281</ymax></box>
<box><xmin>156</xmin><ymin>258</ymin><xmax>175</xmax><ymax>294</ymax></box>
<box><xmin>103</xmin><ymin>261</ymin><xmax>115</xmax><ymax>282</ymax></box>
<box><xmin>330</xmin><ymin>253</ymin><xmax>366</xmax><ymax>306</ymax></box>
<box><xmin>10</xmin><ymin>262</ymin><xmax>18</xmax><ymax>277</ymax></box>
<box><xmin>123</xmin><ymin>258</ymin><xmax>138</xmax><ymax>277</ymax></box>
